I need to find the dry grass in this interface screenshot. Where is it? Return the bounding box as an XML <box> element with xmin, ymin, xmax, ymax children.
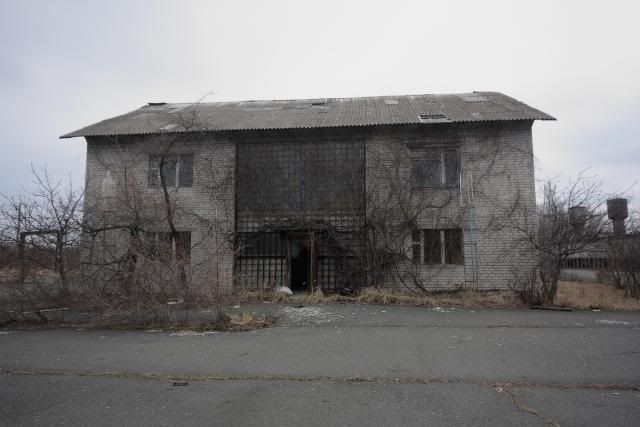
<box><xmin>234</xmin><ymin>287</ymin><xmax>522</xmax><ymax>309</ymax></box>
<box><xmin>355</xmin><ymin>287</ymin><xmax>522</xmax><ymax>309</ymax></box>
<box><xmin>233</xmin><ymin>281</ymin><xmax>640</xmax><ymax>311</ymax></box>
<box><xmin>554</xmin><ymin>281</ymin><xmax>640</xmax><ymax>311</ymax></box>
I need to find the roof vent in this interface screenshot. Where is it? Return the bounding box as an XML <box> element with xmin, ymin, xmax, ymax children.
<box><xmin>311</xmin><ymin>102</ymin><xmax>326</xmax><ymax>106</ymax></box>
<box><xmin>148</xmin><ymin>102</ymin><xmax>167</xmax><ymax>107</ymax></box>
<box><xmin>384</xmin><ymin>99</ymin><xmax>399</xmax><ymax>105</ymax></box>
<box><xmin>419</xmin><ymin>113</ymin><xmax>449</xmax><ymax>123</ymax></box>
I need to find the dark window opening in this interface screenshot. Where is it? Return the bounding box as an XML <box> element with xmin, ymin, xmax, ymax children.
<box><xmin>411</xmin><ymin>148</ymin><xmax>458</xmax><ymax>188</ymax></box>
<box><xmin>149</xmin><ymin>155</ymin><xmax>194</xmax><ymax>188</ymax></box>
<box><xmin>424</xmin><ymin>229</ymin><xmax>442</xmax><ymax>264</ymax></box>
<box><xmin>414</xmin><ymin>228</ymin><xmax>464</xmax><ymax>265</ymax></box>
<box><xmin>412</xmin><ymin>230</ymin><xmax>422</xmax><ymax>262</ymax></box>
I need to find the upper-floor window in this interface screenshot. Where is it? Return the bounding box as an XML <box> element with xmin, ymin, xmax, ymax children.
<box><xmin>412</xmin><ymin>228</ymin><xmax>464</xmax><ymax>265</ymax></box>
<box><xmin>148</xmin><ymin>154</ymin><xmax>193</xmax><ymax>188</ymax></box>
<box><xmin>410</xmin><ymin>148</ymin><xmax>458</xmax><ymax>188</ymax></box>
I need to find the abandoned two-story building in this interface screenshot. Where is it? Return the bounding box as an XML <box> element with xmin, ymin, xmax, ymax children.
<box><xmin>62</xmin><ymin>92</ymin><xmax>554</xmax><ymax>294</ymax></box>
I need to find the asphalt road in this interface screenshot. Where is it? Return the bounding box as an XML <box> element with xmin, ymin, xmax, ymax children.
<box><xmin>1</xmin><ymin>305</ymin><xmax>639</xmax><ymax>426</ymax></box>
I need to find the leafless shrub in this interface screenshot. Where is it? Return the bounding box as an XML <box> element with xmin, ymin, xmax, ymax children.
<box><xmin>509</xmin><ymin>269</ymin><xmax>544</xmax><ymax>306</ymax></box>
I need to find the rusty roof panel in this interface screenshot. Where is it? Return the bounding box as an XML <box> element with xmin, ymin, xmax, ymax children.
<box><xmin>60</xmin><ymin>92</ymin><xmax>555</xmax><ymax>138</ymax></box>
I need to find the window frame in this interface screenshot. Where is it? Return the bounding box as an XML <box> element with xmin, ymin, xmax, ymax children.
<box><xmin>410</xmin><ymin>147</ymin><xmax>459</xmax><ymax>189</ymax></box>
<box><xmin>148</xmin><ymin>154</ymin><xmax>194</xmax><ymax>188</ymax></box>
<box><xmin>411</xmin><ymin>228</ymin><xmax>464</xmax><ymax>265</ymax></box>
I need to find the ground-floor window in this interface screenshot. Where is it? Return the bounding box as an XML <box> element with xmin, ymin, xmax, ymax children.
<box><xmin>412</xmin><ymin>228</ymin><xmax>464</xmax><ymax>265</ymax></box>
<box><xmin>146</xmin><ymin>231</ymin><xmax>191</xmax><ymax>264</ymax></box>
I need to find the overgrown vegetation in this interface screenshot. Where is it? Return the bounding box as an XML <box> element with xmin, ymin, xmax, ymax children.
<box><xmin>505</xmin><ymin>175</ymin><xmax>639</xmax><ymax>305</ymax></box>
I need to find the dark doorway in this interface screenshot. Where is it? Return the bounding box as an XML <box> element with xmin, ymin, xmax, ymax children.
<box><xmin>290</xmin><ymin>240</ymin><xmax>309</xmax><ymax>292</ymax></box>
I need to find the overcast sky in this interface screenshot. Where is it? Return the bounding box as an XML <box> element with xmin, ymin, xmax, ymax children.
<box><xmin>1</xmin><ymin>0</ymin><xmax>638</xmax><ymax>207</ymax></box>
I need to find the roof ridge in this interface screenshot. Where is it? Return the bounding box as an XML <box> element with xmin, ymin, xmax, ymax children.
<box><xmin>148</xmin><ymin>91</ymin><xmax>501</xmax><ymax>107</ymax></box>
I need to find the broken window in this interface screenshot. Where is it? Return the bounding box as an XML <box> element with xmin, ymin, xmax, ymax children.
<box><xmin>410</xmin><ymin>148</ymin><xmax>459</xmax><ymax>188</ymax></box>
<box><xmin>148</xmin><ymin>155</ymin><xmax>194</xmax><ymax>188</ymax></box>
<box><xmin>413</xmin><ymin>228</ymin><xmax>464</xmax><ymax>265</ymax></box>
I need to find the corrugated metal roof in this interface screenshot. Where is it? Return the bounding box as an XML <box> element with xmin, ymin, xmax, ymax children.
<box><xmin>60</xmin><ymin>91</ymin><xmax>555</xmax><ymax>139</ymax></box>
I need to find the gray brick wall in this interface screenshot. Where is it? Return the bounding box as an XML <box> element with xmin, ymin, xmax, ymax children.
<box><xmin>82</xmin><ymin>133</ymin><xmax>235</xmax><ymax>295</ymax></box>
<box><xmin>365</xmin><ymin>121</ymin><xmax>537</xmax><ymax>290</ymax></box>
<box><xmin>81</xmin><ymin>121</ymin><xmax>537</xmax><ymax>293</ymax></box>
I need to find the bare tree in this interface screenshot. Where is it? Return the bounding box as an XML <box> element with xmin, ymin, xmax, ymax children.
<box><xmin>506</xmin><ymin>175</ymin><xmax>609</xmax><ymax>304</ymax></box>
<box><xmin>0</xmin><ymin>166</ymin><xmax>83</xmax><ymax>317</ymax></box>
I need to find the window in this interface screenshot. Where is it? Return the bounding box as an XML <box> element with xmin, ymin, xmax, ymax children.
<box><xmin>148</xmin><ymin>155</ymin><xmax>194</xmax><ymax>188</ymax></box>
<box><xmin>411</xmin><ymin>228</ymin><xmax>464</xmax><ymax>265</ymax></box>
<box><xmin>412</xmin><ymin>230</ymin><xmax>422</xmax><ymax>262</ymax></box>
<box><xmin>146</xmin><ymin>231</ymin><xmax>191</xmax><ymax>264</ymax></box>
<box><xmin>424</xmin><ymin>229</ymin><xmax>441</xmax><ymax>264</ymax></box>
<box><xmin>410</xmin><ymin>148</ymin><xmax>458</xmax><ymax>188</ymax></box>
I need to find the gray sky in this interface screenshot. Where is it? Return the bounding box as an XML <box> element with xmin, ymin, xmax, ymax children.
<box><xmin>1</xmin><ymin>0</ymin><xmax>639</xmax><ymax>206</ymax></box>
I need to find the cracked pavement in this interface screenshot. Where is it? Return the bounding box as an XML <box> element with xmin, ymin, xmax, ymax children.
<box><xmin>1</xmin><ymin>305</ymin><xmax>639</xmax><ymax>426</ymax></box>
